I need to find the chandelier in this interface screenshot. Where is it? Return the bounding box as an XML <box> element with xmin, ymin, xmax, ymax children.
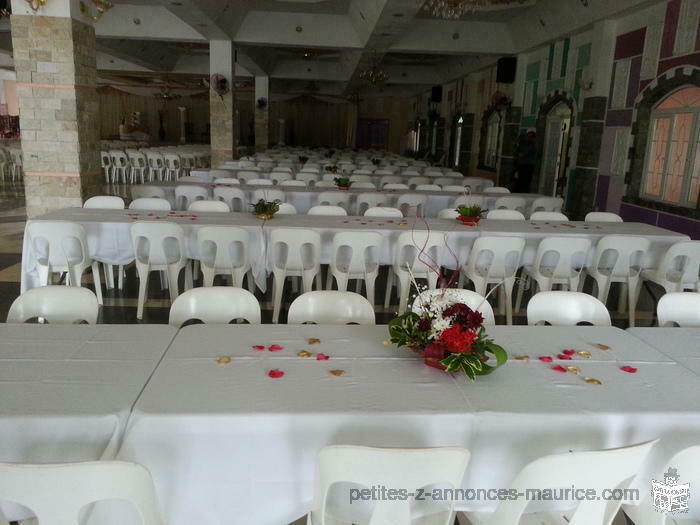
<box><xmin>359</xmin><ymin>52</ymin><xmax>389</xmax><ymax>86</ymax></box>
<box><xmin>422</xmin><ymin>0</ymin><xmax>527</xmax><ymax>19</ymax></box>
<box><xmin>154</xmin><ymin>85</ymin><xmax>181</xmax><ymax>101</ymax></box>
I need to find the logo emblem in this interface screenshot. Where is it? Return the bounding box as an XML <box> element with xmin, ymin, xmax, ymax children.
<box><xmin>651</xmin><ymin>468</ymin><xmax>690</xmax><ymax>514</ymax></box>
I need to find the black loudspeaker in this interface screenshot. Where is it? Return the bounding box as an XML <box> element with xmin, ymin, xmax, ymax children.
<box><xmin>431</xmin><ymin>86</ymin><xmax>443</xmax><ymax>103</ymax></box>
<box><xmin>496</xmin><ymin>57</ymin><xmax>517</xmax><ymax>84</ymax></box>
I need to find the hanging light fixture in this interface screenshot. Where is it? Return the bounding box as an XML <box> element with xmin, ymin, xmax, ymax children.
<box><xmin>422</xmin><ymin>0</ymin><xmax>527</xmax><ymax>20</ymax></box>
<box><xmin>359</xmin><ymin>52</ymin><xmax>389</xmax><ymax>86</ymax></box>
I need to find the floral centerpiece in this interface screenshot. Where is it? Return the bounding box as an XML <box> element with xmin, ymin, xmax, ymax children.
<box><xmin>387</xmin><ymin>290</ymin><xmax>507</xmax><ymax>381</ymax></box>
<box><xmin>334</xmin><ymin>177</ymin><xmax>351</xmax><ymax>190</ymax></box>
<box><xmin>298</xmin><ymin>155</ymin><xmax>309</xmax><ymax>164</ymax></box>
<box><xmin>325</xmin><ymin>165</ymin><xmax>339</xmax><ymax>174</ymax></box>
<box><xmin>455</xmin><ymin>204</ymin><xmax>486</xmax><ymax>226</ymax></box>
<box><xmin>250</xmin><ymin>199</ymin><xmax>280</xmax><ymax>220</ymax></box>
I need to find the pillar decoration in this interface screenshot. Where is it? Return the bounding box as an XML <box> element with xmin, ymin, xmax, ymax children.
<box><xmin>11</xmin><ymin>0</ymin><xmax>100</xmax><ymax>217</ymax></box>
<box><xmin>254</xmin><ymin>76</ymin><xmax>269</xmax><ymax>152</ymax></box>
<box><xmin>178</xmin><ymin>106</ymin><xmax>186</xmax><ymax>144</ymax></box>
<box><xmin>209</xmin><ymin>40</ymin><xmax>237</xmax><ymax>167</ymax></box>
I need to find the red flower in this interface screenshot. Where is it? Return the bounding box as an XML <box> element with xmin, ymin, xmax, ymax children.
<box><xmin>562</xmin><ymin>349</ymin><xmax>576</xmax><ymax>356</ymax></box>
<box><xmin>538</xmin><ymin>356</ymin><xmax>553</xmax><ymax>362</ymax></box>
<box><xmin>551</xmin><ymin>365</ymin><xmax>567</xmax><ymax>373</ymax></box>
<box><xmin>252</xmin><ymin>345</ymin><xmax>265</xmax><ymax>351</ymax></box>
<box><xmin>268</xmin><ymin>344</ymin><xmax>284</xmax><ymax>352</ymax></box>
<box><xmin>443</xmin><ymin>303</ymin><xmax>484</xmax><ymax>329</ymax></box>
<box><xmin>438</xmin><ymin>325</ymin><xmax>478</xmax><ymax>354</ymax></box>
<box><xmin>268</xmin><ymin>369</ymin><xmax>284</xmax><ymax>378</ymax></box>
<box><xmin>423</xmin><ymin>343</ymin><xmax>446</xmax><ymax>360</ymax></box>
<box><xmin>417</xmin><ymin>318</ymin><xmax>431</xmax><ymax>332</ymax></box>
<box><xmin>620</xmin><ymin>366</ymin><xmax>638</xmax><ymax>373</ymax></box>
<box><xmin>316</xmin><ymin>353</ymin><xmax>330</xmax><ymax>360</ymax></box>
<box><xmin>556</xmin><ymin>354</ymin><xmax>572</xmax><ymax>360</ymax></box>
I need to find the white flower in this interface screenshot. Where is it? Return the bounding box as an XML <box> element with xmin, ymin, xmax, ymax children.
<box><xmin>430</xmin><ymin>317</ymin><xmax>451</xmax><ymax>337</ymax></box>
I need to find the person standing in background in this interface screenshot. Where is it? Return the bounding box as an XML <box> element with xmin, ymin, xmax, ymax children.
<box><xmin>512</xmin><ymin>131</ymin><xmax>537</xmax><ymax>193</ymax></box>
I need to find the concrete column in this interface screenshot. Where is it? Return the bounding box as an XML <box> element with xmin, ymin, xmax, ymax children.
<box><xmin>278</xmin><ymin>118</ymin><xmax>286</xmax><ymax>146</ymax></box>
<box><xmin>254</xmin><ymin>75</ymin><xmax>269</xmax><ymax>152</ymax></box>
<box><xmin>11</xmin><ymin>0</ymin><xmax>100</xmax><ymax>217</ymax></box>
<box><xmin>178</xmin><ymin>106</ymin><xmax>186</xmax><ymax>144</ymax></box>
<box><xmin>209</xmin><ymin>40</ymin><xmax>237</xmax><ymax>167</ymax></box>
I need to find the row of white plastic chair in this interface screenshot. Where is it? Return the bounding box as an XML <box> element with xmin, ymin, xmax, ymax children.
<box><xmin>102</xmin><ymin>147</ymin><xmax>211</xmax><ymax>184</ymax></box>
<box><xmin>0</xmin><ymin>147</ymin><xmax>22</xmax><ymax>182</ymax></box>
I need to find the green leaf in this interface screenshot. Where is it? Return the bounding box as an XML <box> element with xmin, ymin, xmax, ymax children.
<box><xmin>483</xmin><ymin>342</ymin><xmax>508</xmax><ymax>367</ymax></box>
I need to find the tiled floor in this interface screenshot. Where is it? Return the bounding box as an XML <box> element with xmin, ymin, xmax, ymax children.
<box><xmin>0</xmin><ymin>182</ymin><xmax>663</xmax><ymax>327</ymax></box>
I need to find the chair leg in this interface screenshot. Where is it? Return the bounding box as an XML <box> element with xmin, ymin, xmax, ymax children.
<box><xmin>618</xmin><ymin>282</ymin><xmax>628</xmax><ymax>313</ymax></box>
<box><xmin>246</xmin><ymin>270</ymin><xmax>256</xmax><ymax>293</ymax></box>
<box><xmin>117</xmin><ymin>265</ymin><xmax>124</xmax><ymax>290</ymax></box>
<box><xmin>365</xmin><ymin>275</ymin><xmax>376</xmax><ymax>306</ymax></box>
<box><xmin>514</xmin><ymin>272</ymin><xmax>528</xmax><ymax>312</ymax></box>
<box><xmin>136</xmin><ymin>269</ymin><xmax>149</xmax><ymax>320</ymax></box>
<box><xmin>272</xmin><ymin>272</ymin><xmax>285</xmax><ymax>323</ymax></box>
<box><xmin>325</xmin><ymin>269</ymin><xmax>333</xmax><ymax>290</ymax></box>
<box><xmin>167</xmin><ymin>267</ymin><xmax>179</xmax><ymax>303</ymax></box>
<box><xmin>90</xmin><ymin>262</ymin><xmax>103</xmax><ymax>305</ymax></box>
<box><xmin>104</xmin><ymin>263</ymin><xmax>114</xmax><ymax>289</ymax></box>
<box><xmin>397</xmin><ymin>275</ymin><xmax>409</xmax><ymax>315</ymax></box>
<box><xmin>384</xmin><ymin>270</ymin><xmax>394</xmax><ymax>309</ymax></box>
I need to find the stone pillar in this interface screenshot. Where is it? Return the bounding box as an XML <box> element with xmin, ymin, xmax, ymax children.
<box><xmin>209</xmin><ymin>40</ymin><xmax>237</xmax><ymax>167</ymax></box>
<box><xmin>254</xmin><ymin>75</ymin><xmax>269</xmax><ymax>152</ymax></box>
<box><xmin>178</xmin><ymin>106</ymin><xmax>186</xmax><ymax>144</ymax></box>
<box><xmin>278</xmin><ymin>118</ymin><xmax>286</xmax><ymax>146</ymax></box>
<box><xmin>11</xmin><ymin>0</ymin><xmax>100</xmax><ymax>217</ymax></box>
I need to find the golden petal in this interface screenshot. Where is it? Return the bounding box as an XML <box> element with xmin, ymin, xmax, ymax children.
<box><xmin>514</xmin><ymin>355</ymin><xmax>530</xmax><ymax>360</ymax></box>
<box><xmin>595</xmin><ymin>344</ymin><xmax>611</xmax><ymax>350</ymax></box>
<box><xmin>577</xmin><ymin>351</ymin><xmax>592</xmax><ymax>359</ymax></box>
<box><xmin>329</xmin><ymin>369</ymin><xmax>345</xmax><ymax>376</ymax></box>
<box><xmin>297</xmin><ymin>350</ymin><xmax>312</xmax><ymax>358</ymax></box>
<box><xmin>216</xmin><ymin>356</ymin><xmax>232</xmax><ymax>365</ymax></box>
<box><xmin>583</xmin><ymin>377</ymin><xmax>602</xmax><ymax>385</ymax></box>
<box><xmin>566</xmin><ymin>366</ymin><xmax>581</xmax><ymax>375</ymax></box>
<box><xmin>308</xmin><ymin>338</ymin><xmax>321</xmax><ymax>345</ymax></box>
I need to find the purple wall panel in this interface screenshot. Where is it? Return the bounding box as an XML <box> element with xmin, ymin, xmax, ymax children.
<box><xmin>626</xmin><ymin>56</ymin><xmax>642</xmax><ymax>108</ymax></box>
<box><xmin>657</xmin><ymin>213</ymin><xmax>700</xmax><ymax>239</ymax></box>
<box><xmin>615</xmin><ymin>28</ymin><xmax>647</xmax><ymax>60</ymax></box>
<box><xmin>605</xmin><ymin>109</ymin><xmax>634</xmax><ymax>127</ymax></box>
<box><xmin>595</xmin><ymin>175</ymin><xmax>611</xmax><ymax>210</ymax></box>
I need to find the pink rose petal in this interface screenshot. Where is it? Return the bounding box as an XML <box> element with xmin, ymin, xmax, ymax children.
<box><xmin>252</xmin><ymin>345</ymin><xmax>265</xmax><ymax>351</ymax></box>
<box><xmin>551</xmin><ymin>365</ymin><xmax>567</xmax><ymax>373</ymax></box>
<box><xmin>538</xmin><ymin>356</ymin><xmax>553</xmax><ymax>362</ymax></box>
<box><xmin>620</xmin><ymin>366</ymin><xmax>638</xmax><ymax>374</ymax></box>
<box><xmin>268</xmin><ymin>369</ymin><xmax>285</xmax><ymax>378</ymax></box>
<box><xmin>556</xmin><ymin>354</ymin><xmax>573</xmax><ymax>360</ymax></box>
<box><xmin>562</xmin><ymin>349</ymin><xmax>576</xmax><ymax>356</ymax></box>
<box><xmin>268</xmin><ymin>344</ymin><xmax>284</xmax><ymax>352</ymax></box>
<box><xmin>316</xmin><ymin>353</ymin><xmax>330</xmax><ymax>361</ymax></box>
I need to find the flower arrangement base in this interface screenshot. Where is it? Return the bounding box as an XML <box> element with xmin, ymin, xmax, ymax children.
<box><xmin>337</xmin><ymin>186</ymin><xmax>350</xmax><ymax>191</ymax></box>
<box><xmin>254</xmin><ymin>212</ymin><xmax>275</xmax><ymax>220</ymax></box>
<box><xmin>457</xmin><ymin>216</ymin><xmax>481</xmax><ymax>226</ymax></box>
<box><xmin>424</xmin><ymin>357</ymin><xmax>447</xmax><ymax>371</ymax></box>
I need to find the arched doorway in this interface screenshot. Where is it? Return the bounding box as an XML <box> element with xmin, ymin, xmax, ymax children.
<box><xmin>540</xmin><ymin>102</ymin><xmax>572</xmax><ymax>196</ymax></box>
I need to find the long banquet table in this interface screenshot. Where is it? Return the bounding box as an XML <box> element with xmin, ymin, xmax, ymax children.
<box><xmin>109</xmin><ymin>324</ymin><xmax>700</xmax><ymax>524</ymax></box>
<box><xmin>144</xmin><ymin>181</ymin><xmax>541</xmax><ymax>216</ymax></box>
<box><xmin>21</xmin><ymin>209</ymin><xmax>689</xmax><ymax>293</ymax></box>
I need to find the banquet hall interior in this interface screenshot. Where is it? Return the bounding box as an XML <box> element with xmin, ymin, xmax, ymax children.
<box><xmin>0</xmin><ymin>0</ymin><xmax>699</xmax><ymax>523</ymax></box>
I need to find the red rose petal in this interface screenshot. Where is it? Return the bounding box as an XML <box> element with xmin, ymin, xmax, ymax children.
<box><xmin>252</xmin><ymin>345</ymin><xmax>265</xmax><ymax>351</ymax></box>
<box><xmin>620</xmin><ymin>366</ymin><xmax>638</xmax><ymax>373</ymax></box>
<box><xmin>551</xmin><ymin>365</ymin><xmax>567</xmax><ymax>373</ymax></box>
<box><xmin>268</xmin><ymin>344</ymin><xmax>284</xmax><ymax>352</ymax></box>
<box><xmin>538</xmin><ymin>356</ymin><xmax>553</xmax><ymax>362</ymax></box>
<box><xmin>268</xmin><ymin>369</ymin><xmax>284</xmax><ymax>378</ymax></box>
<box><xmin>562</xmin><ymin>349</ymin><xmax>576</xmax><ymax>356</ymax></box>
<box><xmin>316</xmin><ymin>353</ymin><xmax>330</xmax><ymax>360</ymax></box>
<box><xmin>556</xmin><ymin>354</ymin><xmax>573</xmax><ymax>360</ymax></box>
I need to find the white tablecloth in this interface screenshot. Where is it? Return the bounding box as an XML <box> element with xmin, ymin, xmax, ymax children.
<box><xmin>627</xmin><ymin>327</ymin><xmax>700</xmax><ymax>375</ymax></box>
<box><xmin>112</xmin><ymin>325</ymin><xmax>700</xmax><ymax>524</ymax></box>
<box><xmin>21</xmin><ymin>209</ymin><xmax>688</xmax><ymax>294</ymax></box>
<box><xmin>0</xmin><ymin>324</ymin><xmax>176</xmax><ymax>520</ymax></box>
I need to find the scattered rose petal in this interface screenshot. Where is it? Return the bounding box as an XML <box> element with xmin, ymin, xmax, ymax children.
<box><xmin>538</xmin><ymin>356</ymin><xmax>553</xmax><ymax>362</ymax></box>
<box><xmin>556</xmin><ymin>354</ymin><xmax>573</xmax><ymax>360</ymax></box>
<box><xmin>316</xmin><ymin>353</ymin><xmax>330</xmax><ymax>360</ymax></box>
<box><xmin>329</xmin><ymin>370</ymin><xmax>345</xmax><ymax>376</ymax></box>
<box><xmin>620</xmin><ymin>366</ymin><xmax>638</xmax><ymax>374</ymax></box>
<box><xmin>297</xmin><ymin>350</ymin><xmax>312</xmax><ymax>357</ymax></box>
<box><xmin>268</xmin><ymin>344</ymin><xmax>284</xmax><ymax>352</ymax></box>
<box><xmin>268</xmin><ymin>369</ymin><xmax>285</xmax><ymax>378</ymax></box>
<box><xmin>514</xmin><ymin>355</ymin><xmax>530</xmax><ymax>360</ymax></box>
<box><xmin>216</xmin><ymin>356</ymin><xmax>231</xmax><ymax>365</ymax></box>
<box><xmin>584</xmin><ymin>377</ymin><xmax>602</xmax><ymax>385</ymax></box>
<box><xmin>552</xmin><ymin>365</ymin><xmax>567</xmax><ymax>373</ymax></box>
<box><xmin>596</xmin><ymin>343</ymin><xmax>611</xmax><ymax>350</ymax></box>
<box><xmin>566</xmin><ymin>366</ymin><xmax>581</xmax><ymax>375</ymax></box>
<box><xmin>562</xmin><ymin>349</ymin><xmax>576</xmax><ymax>356</ymax></box>
<box><xmin>578</xmin><ymin>351</ymin><xmax>592</xmax><ymax>359</ymax></box>
<box><xmin>252</xmin><ymin>345</ymin><xmax>265</xmax><ymax>351</ymax></box>
<box><xmin>308</xmin><ymin>338</ymin><xmax>321</xmax><ymax>345</ymax></box>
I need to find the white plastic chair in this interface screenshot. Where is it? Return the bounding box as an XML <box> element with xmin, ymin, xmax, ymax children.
<box><xmin>280</xmin><ymin>180</ymin><xmax>306</xmax><ymax>187</ymax></box>
<box><xmin>412</xmin><ymin>288</ymin><xmax>495</xmax><ymax>325</ymax></box>
<box><xmin>213</xmin><ymin>186</ymin><xmax>246</xmax><ymax>212</ymax></box>
<box><xmin>84</xmin><ymin>196</ymin><xmax>124</xmax><ymax>209</ymax></box>
<box><xmin>483</xmin><ymin>186</ymin><xmax>510</xmax><ymax>194</ymax></box>
<box><xmin>175</xmin><ymin>184</ymin><xmax>208</xmax><ymax>210</ymax></box>
<box><xmin>177</xmin><ymin>176</ymin><xmax>205</xmax><ymax>183</ymax></box>
<box><xmin>168</xmin><ymin>287</ymin><xmax>260</xmax><ymax>326</ymax></box>
<box><xmin>26</xmin><ymin>221</ymin><xmax>103</xmax><ymax>304</ymax></box>
<box><xmin>252</xmin><ymin>188</ymin><xmax>284</xmax><ymax>202</ymax></box>
<box><xmin>213</xmin><ymin>178</ymin><xmax>240</xmax><ymax>185</ymax></box>
<box><xmin>0</xmin><ymin>460</ymin><xmax>165</xmax><ymax>525</ymax></box>
<box><xmin>131</xmin><ymin>185</ymin><xmax>166</xmax><ymax>200</ymax></box>
<box><xmin>130</xmin><ymin>222</ymin><xmax>189</xmax><ymax>320</ymax></box>
<box><xmin>356</xmin><ymin>193</ymin><xmax>389</xmax><ymax>215</ymax></box>
<box><xmin>100</xmin><ymin>150</ymin><xmax>113</xmax><ymax>183</ymax></box>
<box><xmin>486</xmin><ymin>209</ymin><xmax>525</xmax><ymax>220</ymax></box>
<box><xmin>7</xmin><ymin>286</ymin><xmax>99</xmax><ymax>324</ymax></box>
<box><xmin>460</xmin><ymin>440</ymin><xmax>656</xmax><ymax>525</ymax></box>
<box><xmin>248</xmin><ymin>178</ymin><xmax>274</xmax><ymax>186</ymax></box>
<box><xmin>461</xmin><ymin>236</ymin><xmax>526</xmax><ymax>325</ymax></box>
<box><xmin>585</xmin><ymin>212</ymin><xmax>623</xmax><ymax>223</ymax></box>
<box><xmin>127</xmin><ymin>150</ymin><xmax>148</xmax><ymax>184</ymax></box>
<box><xmin>129</xmin><ymin>198</ymin><xmax>171</xmax><ymax>211</ymax></box>
<box><xmin>381</xmin><ymin>175</ymin><xmax>404</xmax><ymax>187</ymax></box>
<box><xmin>187</xmin><ymin>200</ymin><xmax>230</xmax><ymax>212</ymax></box>
<box><xmin>270</xmin><ymin>228</ymin><xmax>322</xmax><ymax>323</ymax></box>
<box><xmin>530</xmin><ymin>211</ymin><xmax>569</xmax><ymax>221</ymax></box>
<box><xmin>364</xmin><ymin>207</ymin><xmax>403</xmax><ymax>218</ymax></box>
<box><xmin>462</xmin><ymin>177</ymin><xmax>487</xmax><ymax>192</ymax></box>
<box><xmin>270</xmin><ymin>172</ymin><xmax>293</xmax><ymax>184</ymax></box>
<box><xmin>527</xmin><ymin>291</ymin><xmax>611</xmax><ymax>326</ymax></box>
<box><xmin>442</xmin><ymin>185</ymin><xmax>467</xmax><ymax>192</ymax></box>
<box><xmin>296</xmin><ymin>172</ymin><xmax>319</xmax><ymax>186</ymax></box>
<box><xmin>209</xmin><ymin>170</ymin><xmax>237</xmax><ymax>181</ymax></box>
<box><xmin>515</xmin><ymin>237</ymin><xmax>592</xmax><ymax>312</ymax></box>
<box><xmin>163</xmin><ymin>153</ymin><xmax>183</xmax><ymax>181</ymax></box>
<box><xmin>272</xmin><ymin>166</ymin><xmax>293</xmax><ymax>174</ymax></box>
<box><xmin>236</xmin><ymin>170</ymin><xmax>261</xmax><ymax>184</ymax></box>
<box><xmin>315</xmin><ymin>180</ymin><xmax>335</xmax><ymax>188</ymax></box>
<box><xmin>657</xmin><ymin>292</ymin><xmax>700</xmax><ymax>327</ymax></box>
<box><xmin>416</xmin><ymin>184</ymin><xmax>442</xmax><ymax>191</ymax></box>
<box><xmin>435</xmin><ymin>177</ymin><xmax>458</xmax><ymax>187</ymax></box>
<box><xmin>641</xmin><ymin>241</ymin><xmax>700</xmax><ymax>293</ymax></box>
<box><xmin>350</xmin><ymin>174</ymin><xmax>372</xmax><ymax>183</ymax></box>
<box><xmin>308</xmin><ymin>205</ymin><xmax>347</xmax><ymax>216</ymax></box>
<box><xmin>438</xmin><ymin>208</ymin><xmax>460</xmax><ymax>219</ymax></box>
<box><xmin>196</xmin><ymin>226</ymin><xmax>252</xmax><ymax>289</ymax></box>
<box><xmin>317</xmin><ymin>192</ymin><xmax>350</xmax><ymax>209</ymax></box>
<box><xmin>583</xmin><ymin>235</ymin><xmax>650</xmax><ymax>327</ymax></box>
<box><xmin>530</xmin><ymin>196</ymin><xmax>564</xmax><ymax>214</ymax></box>
<box><xmin>352</xmin><ymin>182</ymin><xmax>376</xmax><ymax>189</ymax></box>
<box><xmin>494</xmin><ymin>196</ymin><xmax>527</xmax><ymax>213</ymax></box>
<box><xmin>384</xmin><ymin>183</ymin><xmax>410</xmax><ymax>190</ymax></box>
<box><xmin>277</xmin><ymin>203</ymin><xmax>298</xmax><ymax>215</ymax></box>
<box><xmin>397</xmin><ymin>194</ymin><xmax>427</xmax><ymax>217</ymax></box>
<box><xmin>109</xmin><ymin>150</ymin><xmax>131</xmax><ymax>184</ymax></box>
<box><xmin>328</xmin><ymin>231</ymin><xmax>383</xmax><ymax>303</ymax></box>
<box><xmin>407</xmin><ymin>176</ymin><xmax>430</xmax><ymax>189</ymax></box>
<box><xmin>145</xmin><ymin>151</ymin><xmax>165</xmax><ymax>181</ymax></box>
<box><xmin>288</xmin><ymin>291</ymin><xmax>375</xmax><ymax>324</ymax></box>
<box><xmin>309</xmin><ymin>445</ymin><xmax>470</xmax><ymax>525</ymax></box>
<box><xmin>385</xmin><ymin>231</ymin><xmax>447</xmax><ymax>314</ymax></box>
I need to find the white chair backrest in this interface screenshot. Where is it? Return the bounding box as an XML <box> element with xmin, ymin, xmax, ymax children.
<box><xmin>364</xmin><ymin>207</ymin><xmax>403</xmax><ymax>217</ymax></box>
<box><xmin>494</xmin><ymin>196</ymin><xmax>527</xmax><ymax>212</ymax></box>
<box><xmin>655</xmin><ymin>241</ymin><xmax>700</xmax><ymax>290</ymax></box>
<box><xmin>530</xmin><ymin>211</ymin><xmax>569</xmax><ymax>221</ymax></box>
<box><xmin>177</xmin><ymin>176</ymin><xmax>204</xmax><ymax>183</ymax></box>
<box><xmin>352</xmin><ymin>182</ymin><xmax>376</xmax><ymax>189</ymax></box>
<box><xmin>129</xmin><ymin>198</ymin><xmax>171</xmax><ymax>211</ymax></box>
<box><xmin>527</xmin><ymin>291</ymin><xmax>611</xmax><ymax>326</ymax></box>
<box><xmin>434</xmin><ymin>177</ymin><xmax>457</xmax><ymax>187</ymax></box>
<box><xmin>287</xmin><ymin>291</ymin><xmax>375</xmax><ymax>324</ymax></box>
<box><xmin>393</xmin><ymin>230</ymin><xmax>447</xmax><ymax>274</ymax></box>
<box><xmin>175</xmin><ymin>184</ymin><xmax>208</xmax><ymax>210</ymax></box>
<box><xmin>0</xmin><ymin>460</ymin><xmax>165</xmax><ymax>525</ymax></box>
<box><xmin>657</xmin><ymin>292</ymin><xmax>700</xmax><ymax>327</ymax></box>
<box><xmin>438</xmin><ymin>208</ymin><xmax>460</xmax><ymax>219</ymax></box>
<box><xmin>84</xmin><ymin>196</ymin><xmax>124</xmax><ymax>209</ymax></box>
<box><xmin>531</xmin><ymin>196</ymin><xmax>564</xmax><ymax>213</ymax></box>
<box><xmin>416</xmin><ymin>184</ymin><xmax>442</xmax><ymax>191</ymax></box>
<box><xmin>356</xmin><ymin>193</ymin><xmax>388</xmax><ymax>215</ymax></box>
<box><xmin>317</xmin><ymin>191</ymin><xmax>350</xmax><ymax>209</ymax></box>
<box><xmin>188</xmin><ymin>200</ymin><xmax>230</xmax><ymax>212</ymax></box>
<box><xmin>168</xmin><ymin>287</ymin><xmax>261</xmax><ymax>326</ymax></box>
<box><xmin>485</xmin><ymin>441</ymin><xmax>656</xmax><ymax>525</ymax></box>
<box><xmin>296</xmin><ymin>172</ymin><xmax>319</xmax><ymax>185</ymax></box>
<box><xmin>248</xmin><ymin>178</ymin><xmax>273</xmax><ymax>186</ymax></box>
<box><xmin>272</xmin><ymin>166</ymin><xmax>293</xmax><ymax>173</ymax></box>
<box><xmin>27</xmin><ymin>221</ymin><xmax>89</xmax><ymax>270</ymax></box>
<box><xmin>383</xmin><ymin>183</ymin><xmax>410</xmax><ymax>190</ymax></box>
<box><xmin>213</xmin><ymin>186</ymin><xmax>246</xmax><ymax>212</ymax></box>
<box><xmin>252</xmin><ymin>188</ymin><xmax>284</xmax><ymax>203</ymax></box>
<box><xmin>462</xmin><ymin>177</ymin><xmax>487</xmax><ymax>192</ymax></box>
<box><xmin>484</xmin><ymin>186</ymin><xmax>511</xmax><ymax>194</ymax></box>
<box><xmin>454</xmin><ymin>195</ymin><xmax>484</xmax><ymax>208</ymax></box>
<box><xmin>349</xmin><ymin>174</ymin><xmax>371</xmax><ymax>183</ymax></box>
<box><xmin>311</xmin><ymin>445</ymin><xmax>470</xmax><ymax>525</ymax></box>
<box><xmin>442</xmin><ymin>185</ymin><xmax>467</xmax><ymax>192</ymax></box>
<box><xmin>412</xmin><ymin>288</ymin><xmax>495</xmax><ymax>325</ymax></box>
<box><xmin>308</xmin><ymin>205</ymin><xmax>347</xmax><ymax>216</ymax></box>
<box><xmin>314</xmin><ymin>180</ymin><xmax>335</xmax><ymax>188</ymax></box>
<box><xmin>196</xmin><ymin>225</ymin><xmax>248</xmax><ymax>272</ymax></box>
<box><xmin>130</xmin><ymin>221</ymin><xmax>187</xmax><ymax>268</ymax></box>
<box><xmin>330</xmin><ymin>230</ymin><xmax>382</xmax><ymax>275</ymax></box>
<box><xmin>270</xmin><ymin>228</ymin><xmax>322</xmax><ymax>273</ymax></box>
<box><xmin>213</xmin><ymin>178</ymin><xmax>240</xmax><ymax>185</ymax></box>
<box><xmin>131</xmin><ymin>186</ymin><xmax>166</xmax><ymax>200</ymax></box>
<box><xmin>7</xmin><ymin>286</ymin><xmax>98</xmax><ymax>324</ymax></box>
<box><xmin>280</xmin><ymin>180</ymin><xmax>306</xmax><ymax>187</ymax></box>
<box><xmin>396</xmin><ymin>193</ymin><xmax>427</xmax><ymax>216</ymax></box>
<box><xmin>407</xmin><ymin>176</ymin><xmax>430</xmax><ymax>188</ymax></box>
<box><xmin>209</xmin><ymin>170</ymin><xmax>236</xmax><ymax>181</ymax></box>
<box><xmin>585</xmin><ymin>212</ymin><xmax>623</xmax><ymax>223</ymax></box>
<box><xmin>277</xmin><ymin>202</ymin><xmax>297</xmax><ymax>215</ymax></box>
<box><xmin>236</xmin><ymin>170</ymin><xmax>260</xmax><ymax>184</ymax></box>
<box><xmin>589</xmin><ymin>235</ymin><xmax>650</xmax><ymax>278</ymax></box>
<box><xmin>380</xmin><ymin>175</ymin><xmax>403</xmax><ymax>186</ymax></box>
<box><xmin>532</xmin><ymin>236</ymin><xmax>592</xmax><ymax>281</ymax></box>
<box><xmin>486</xmin><ymin>209</ymin><xmax>525</xmax><ymax>220</ymax></box>
<box><xmin>466</xmin><ymin>236</ymin><xmax>526</xmax><ymax>281</ymax></box>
